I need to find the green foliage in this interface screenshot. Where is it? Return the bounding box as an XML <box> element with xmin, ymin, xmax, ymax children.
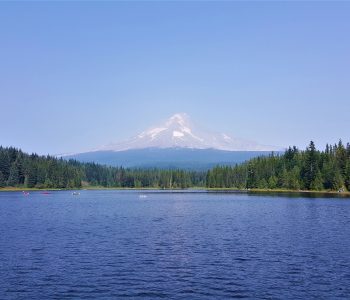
<box><xmin>0</xmin><ymin>151</ymin><xmax>10</xmax><ymax>179</ymax></box>
<box><xmin>0</xmin><ymin>171</ymin><xmax>5</xmax><ymax>188</ymax></box>
<box><xmin>287</xmin><ymin>166</ymin><xmax>301</xmax><ymax>190</ymax></box>
<box><xmin>1</xmin><ymin>140</ymin><xmax>349</xmax><ymax>192</ymax></box>
<box><xmin>205</xmin><ymin>140</ymin><xmax>350</xmax><ymax>192</ymax></box>
<box><xmin>0</xmin><ymin>146</ymin><xmax>206</xmax><ymax>189</ymax></box>
<box><xmin>302</xmin><ymin>141</ymin><xmax>320</xmax><ymax>189</ymax></box>
<box><xmin>268</xmin><ymin>175</ymin><xmax>278</xmax><ymax>189</ymax></box>
<box><xmin>345</xmin><ymin>160</ymin><xmax>350</xmax><ymax>191</ymax></box>
<box><xmin>7</xmin><ymin>163</ymin><xmax>20</xmax><ymax>186</ymax></box>
<box><xmin>310</xmin><ymin>170</ymin><xmax>323</xmax><ymax>191</ymax></box>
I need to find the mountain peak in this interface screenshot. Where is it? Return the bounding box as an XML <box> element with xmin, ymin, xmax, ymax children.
<box><xmin>167</xmin><ymin>112</ymin><xmax>189</xmax><ymax>124</ymax></box>
<box><xmin>164</xmin><ymin>113</ymin><xmax>192</xmax><ymax>130</ymax></box>
<box><xmin>97</xmin><ymin>113</ymin><xmax>281</xmax><ymax>152</ymax></box>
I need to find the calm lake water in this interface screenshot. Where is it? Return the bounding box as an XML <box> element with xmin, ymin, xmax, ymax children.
<box><xmin>0</xmin><ymin>190</ymin><xmax>349</xmax><ymax>299</ymax></box>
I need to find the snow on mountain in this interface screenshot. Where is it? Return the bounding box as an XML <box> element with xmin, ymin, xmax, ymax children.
<box><xmin>97</xmin><ymin>113</ymin><xmax>281</xmax><ymax>152</ymax></box>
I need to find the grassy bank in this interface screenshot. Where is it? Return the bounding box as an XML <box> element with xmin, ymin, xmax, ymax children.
<box><xmin>0</xmin><ymin>187</ymin><xmax>65</xmax><ymax>192</ymax></box>
<box><xmin>0</xmin><ymin>186</ymin><xmax>199</xmax><ymax>192</ymax></box>
<box><xmin>206</xmin><ymin>187</ymin><xmax>350</xmax><ymax>196</ymax></box>
<box><xmin>1</xmin><ymin>186</ymin><xmax>350</xmax><ymax>196</ymax></box>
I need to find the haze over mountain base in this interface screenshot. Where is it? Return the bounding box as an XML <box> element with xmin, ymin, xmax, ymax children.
<box><xmin>66</xmin><ymin>148</ymin><xmax>274</xmax><ymax>170</ymax></box>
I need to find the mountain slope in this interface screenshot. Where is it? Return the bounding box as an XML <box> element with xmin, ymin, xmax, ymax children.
<box><xmin>97</xmin><ymin>113</ymin><xmax>281</xmax><ymax>152</ymax></box>
<box><xmin>66</xmin><ymin>148</ymin><xmax>275</xmax><ymax>170</ymax></box>
<box><xmin>65</xmin><ymin>113</ymin><xmax>282</xmax><ymax>169</ymax></box>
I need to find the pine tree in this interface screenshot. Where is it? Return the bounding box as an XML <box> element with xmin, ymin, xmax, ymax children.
<box><xmin>0</xmin><ymin>171</ymin><xmax>5</xmax><ymax>188</ymax></box>
<box><xmin>258</xmin><ymin>178</ymin><xmax>268</xmax><ymax>189</ymax></box>
<box><xmin>345</xmin><ymin>161</ymin><xmax>350</xmax><ymax>191</ymax></box>
<box><xmin>335</xmin><ymin>139</ymin><xmax>347</xmax><ymax>176</ymax></box>
<box><xmin>332</xmin><ymin>170</ymin><xmax>344</xmax><ymax>191</ymax></box>
<box><xmin>277</xmin><ymin>166</ymin><xmax>288</xmax><ymax>188</ymax></box>
<box><xmin>24</xmin><ymin>163</ymin><xmax>37</xmax><ymax>188</ymax></box>
<box><xmin>7</xmin><ymin>163</ymin><xmax>20</xmax><ymax>186</ymax></box>
<box><xmin>0</xmin><ymin>150</ymin><xmax>10</xmax><ymax>181</ymax></box>
<box><xmin>302</xmin><ymin>141</ymin><xmax>320</xmax><ymax>190</ymax></box>
<box><xmin>310</xmin><ymin>170</ymin><xmax>324</xmax><ymax>191</ymax></box>
<box><xmin>246</xmin><ymin>162</ymin><xmax>257</xmax><ymax>188</ymax></box>
<box><xmin>268</xmin><ymin>175</ymin><xmax>278</xmax><ymax>189</ymax></box>
<box><xmin>288</xmin><ymin>166</ymin><xmax>301</xmax><ymax>190</ymax></box>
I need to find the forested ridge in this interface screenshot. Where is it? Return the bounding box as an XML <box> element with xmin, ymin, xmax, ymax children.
<box><xmin>0</xmin><ymin>146</ymin><xmax>205</xmax><ymax>189</ymax></box>
<box><xmin>1</xmin><ymin>141</ymin><xmax>350</xmax><ymax>191</ymax></box>
<box><xmin>207</xmin><ymin>141</ymin><xmax>350</xmax><ymax>191</ymax></box>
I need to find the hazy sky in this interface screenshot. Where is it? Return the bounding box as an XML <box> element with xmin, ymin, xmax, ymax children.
<box><xmin>1</xmin><ymin>1</ymin><xmax>349</xmax><ymax>154</ymax></box>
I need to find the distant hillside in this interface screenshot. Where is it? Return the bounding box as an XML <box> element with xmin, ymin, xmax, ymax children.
<box><xmin>0</xmin><ymin>146</ymin><xmax>206</xmax><ymax>189</ymax></box>
<box><xmin>65</xmin><ymin>148</ymin><xmax>275</xmax><ymax>170</ymax></box>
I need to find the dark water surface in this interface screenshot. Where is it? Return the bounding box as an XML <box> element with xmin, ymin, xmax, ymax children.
<box><xmin>1</xmin><ymin>190</ymin><xmax>349</xmax><ymax>299</ymax></box>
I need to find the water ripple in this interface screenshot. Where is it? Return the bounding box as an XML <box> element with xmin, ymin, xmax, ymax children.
<box><xmin>0</xmin><ymin>191</ymin><xmax>350</xmax><ymax>299</ymax></box>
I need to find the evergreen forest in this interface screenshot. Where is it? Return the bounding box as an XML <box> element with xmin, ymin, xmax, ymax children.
<box><xmin>1</xmin><ymin>141</ymin><xmax>350</xmax><ymax>192</ymax></box>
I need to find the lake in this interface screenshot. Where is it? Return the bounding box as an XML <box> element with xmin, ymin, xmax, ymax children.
<box><xmin>0</xmin><ymin>190</ymin><xmax>349</xmax><ymax>299</ymax></box>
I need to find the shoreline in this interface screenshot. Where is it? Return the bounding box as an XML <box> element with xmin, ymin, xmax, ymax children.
<box><xmin>207</xmin><ymin>188</ymin><xmax>350</xmax><ymax>197</ymax></box>
<box><xmin>1</xmin><ymin>187</ymin><xmax>349</xmax><ymax>196</ymax></box>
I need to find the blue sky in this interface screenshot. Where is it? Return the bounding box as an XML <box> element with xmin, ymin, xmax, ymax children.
<box><xmin>0</xmin><ymin>1</ymin><xmax>349</xmax><ymax>154</ymax></box>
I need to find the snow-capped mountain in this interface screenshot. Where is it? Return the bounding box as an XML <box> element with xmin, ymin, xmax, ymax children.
<box><xmin>65</xmin><ymin>113</ymin><xmax>282</xmax><ymax>169</ymax></box>
<box><xmin>97</xmin><ymin>113</ymin><xmax>280</xmax><ymax>152</ymax></box>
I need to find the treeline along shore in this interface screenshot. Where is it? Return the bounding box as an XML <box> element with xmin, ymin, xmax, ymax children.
<box><xmin>1</xmin><ymin>141</ymin><xmax>350</xmax><ymax>192</ymax></box>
